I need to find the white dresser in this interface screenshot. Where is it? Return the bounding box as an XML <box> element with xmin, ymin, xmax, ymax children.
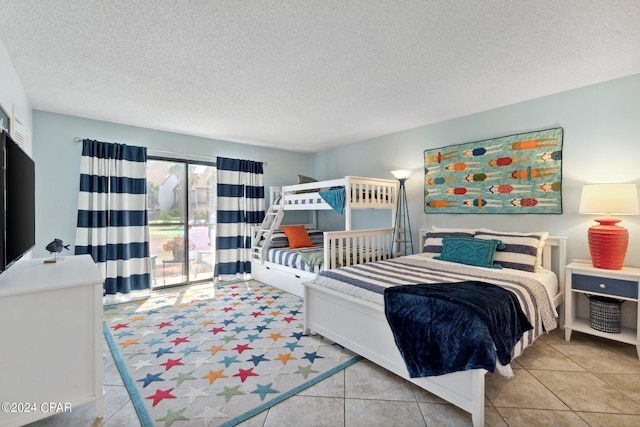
<box><xmin>0</xmin><ymin>255</ymin><xmax>104</xmax><ymax>427</ymax></box>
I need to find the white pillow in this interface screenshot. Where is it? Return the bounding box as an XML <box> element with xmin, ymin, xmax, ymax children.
<box><xmin>432</xmin><ymin>225</ymin><xmax>478</xmax><ymax>234</ymax></box>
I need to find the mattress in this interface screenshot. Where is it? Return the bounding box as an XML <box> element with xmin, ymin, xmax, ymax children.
<box><xmin>311</xmin><ymin>253</ymin><xmax>558</xmax><ymax>358</ymax></box>
<box><xmin>273</xmin><ymin>194</ymin><xmax>323</xmax><ymax>206</ymax></box>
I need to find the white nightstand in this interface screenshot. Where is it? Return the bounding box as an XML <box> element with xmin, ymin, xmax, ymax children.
<box><xmin>564</xmin><ymin>260</ymin><xmax>640</xmax><ymax>358</ymax></box>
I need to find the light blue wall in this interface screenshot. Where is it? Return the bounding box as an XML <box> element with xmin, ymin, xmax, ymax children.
<box><xmin>32</xmin><ymin>111</ymin><xmax>310</xmax><ymax>258</ymax></box>
<box><xmin>310</xmin><ymin>74</ymin><xmax>640</xmax><ymax>266</ymax></box>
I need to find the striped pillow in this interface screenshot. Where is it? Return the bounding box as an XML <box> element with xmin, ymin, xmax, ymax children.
<box><xmin>422</xmin><ymin>231</ymin><xmax>476</xmax><ymax>257</ymax></box>
<box><xmin>307</xmin><ymin>230</ymin><xmax>325</xmax><ymax>246</ymax></box>
<box><xmin>268</xmin><ymin>230</ymin><xmax>290</xmax><ymax>248</ymax></box>
<box><xmin>474</xmin><ymin>229</ymin><xmax>549</xmax><ymax>272</ymax></box>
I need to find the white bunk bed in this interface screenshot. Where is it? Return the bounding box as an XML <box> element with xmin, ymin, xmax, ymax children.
<box><xmin>250</xmin><ymin>176</ymin><xmax>398</xmax><ymax>297</ymax></box>
<box><xmin>270</xmin><ymin>175</ymin><xmax>398</xmax><ymax>229</ymax></box>
<box><xmin>303</xmin><ymin>229</ymin><xmax>567</xmax><ymax>427</ymax></box>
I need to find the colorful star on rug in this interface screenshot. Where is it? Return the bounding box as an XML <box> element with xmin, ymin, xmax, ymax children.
<box><xmin>103</xmin><ymin>280</ymin><xmax>360</xmax><ymax>426</ymax></box>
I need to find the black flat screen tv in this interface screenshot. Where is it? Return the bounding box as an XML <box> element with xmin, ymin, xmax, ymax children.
<box><xmin>1</xmin><ymin>130</ymin><xmax>35</xmax><ymax>273</ymax></box>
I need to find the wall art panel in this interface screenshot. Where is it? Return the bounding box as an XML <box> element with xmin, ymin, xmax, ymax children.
<box><xmin>424</xmin><ymin>128</ymin><xmax>563</xmax><ymax>214</ymax></box>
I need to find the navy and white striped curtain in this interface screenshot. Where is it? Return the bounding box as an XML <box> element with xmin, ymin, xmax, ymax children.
<box><xmin>75</xmin><ymin>139</ymin><xmax>151</xmax><ymax>295</ymax></box>
<box><xmin>215</xmin><ymin>157</ymin><xmax>265</xmax><ymax>280</ymax></box>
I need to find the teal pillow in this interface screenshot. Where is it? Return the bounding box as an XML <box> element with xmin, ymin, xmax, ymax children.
<box><xmin>434</xmin><ymin>236</ymin><xmax>504</xmax><ymax>268</ymax></box>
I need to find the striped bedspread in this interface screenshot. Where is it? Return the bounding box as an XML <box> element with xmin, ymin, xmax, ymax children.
<box><xmin>266</xmin><ymin>247</ymin><xmax>323</xmax><ymax>273</ymax></box>
<box><xmin>313</xmin><ymin>254</ymin><xmax>557</xmax><ymax>358</ymax></box>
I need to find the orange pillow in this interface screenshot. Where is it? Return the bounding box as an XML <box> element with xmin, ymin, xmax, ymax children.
<box><xmin>281</xmin><ymin>225</ymin><xmax>314</xmax><ymax>249</ymax></box>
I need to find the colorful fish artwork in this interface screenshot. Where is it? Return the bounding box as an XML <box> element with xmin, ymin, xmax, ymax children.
<box><xmin>424</xmin><ymin>128</ymin><xmax>563</xmax><ymax>214</ymax></box>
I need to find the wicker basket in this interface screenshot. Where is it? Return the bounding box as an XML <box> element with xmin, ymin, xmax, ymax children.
<box><xmin>588</xmin><ymin>295</ymin><xmax>623</xmax><ymax>334</ymax></box>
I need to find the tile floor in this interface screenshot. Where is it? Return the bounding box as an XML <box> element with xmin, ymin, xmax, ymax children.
<box><xmin>26</xmin><ymin>322</ymin><xmax>640</xmax><ymax>426</ymax></box>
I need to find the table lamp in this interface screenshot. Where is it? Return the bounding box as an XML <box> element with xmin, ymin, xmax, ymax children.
<box><xmin>579</xmin><ymin>183</ymin><xmax>639</xmax><ymax>269</ymax></box>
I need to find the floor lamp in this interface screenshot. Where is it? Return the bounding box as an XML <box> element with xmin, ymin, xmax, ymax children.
<box><xmin>390</xmin><ymin>169</ymin><xmax>413</xmax><ymax>257</ymax></box>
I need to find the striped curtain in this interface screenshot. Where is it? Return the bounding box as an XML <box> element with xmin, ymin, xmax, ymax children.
<box><xmin>75</xmin><ymin>139</ymin><xmax>150</xmax><ymax>295</ymax></box>
<box><xmin>215</xmin><ymin>157</ymin><xmax>265</xmax><ymax>280</ymax></box>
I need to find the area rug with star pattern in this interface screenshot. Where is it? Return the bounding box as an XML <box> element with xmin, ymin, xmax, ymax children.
<box><xmin>103</xmin><ymin>280</ymin><xmax>360</xmax><ymax>426</ymax></box>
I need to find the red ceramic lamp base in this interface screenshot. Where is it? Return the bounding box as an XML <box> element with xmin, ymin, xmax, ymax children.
<box><xmin>587</xmin><ymin>218</ymin><xmax>628</xmax><ymax>270</ymax></box>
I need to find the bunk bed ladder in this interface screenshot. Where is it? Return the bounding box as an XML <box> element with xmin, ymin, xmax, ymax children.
<box><xmin>250</xmin><ymin>203</ymin><xmax>284</xmax><ymax>262</ymax></box>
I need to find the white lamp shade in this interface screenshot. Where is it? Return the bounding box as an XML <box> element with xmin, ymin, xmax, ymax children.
<box><xmin>390</xmin><ymin>169</ymin><xmax>412</xmax><ymax>180</ymax></box>
<box><xmin>579</xmin><ymin>183</ymin><xmax>639</xmax><ymax>215</ymax></box>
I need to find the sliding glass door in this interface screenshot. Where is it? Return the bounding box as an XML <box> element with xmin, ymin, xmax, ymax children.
<box><xmin>147</xmin><ymin>158</ymin><xmax>215</xmax><ymax>288</ymax></box>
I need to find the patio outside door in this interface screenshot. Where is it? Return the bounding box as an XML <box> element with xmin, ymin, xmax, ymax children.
<box><xmin>147</xmin><ymin>158</ymin><xmax>215</xmax><ymax>288</ymax></box>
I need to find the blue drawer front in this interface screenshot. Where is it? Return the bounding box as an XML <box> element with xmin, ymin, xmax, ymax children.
<box><xmin>572</xmin><ymin>273</ymin><xmax>638</xmax><ymax>299</ymax></box>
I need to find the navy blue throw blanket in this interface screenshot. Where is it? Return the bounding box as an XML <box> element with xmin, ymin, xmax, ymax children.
<box><xmin>384</xmin><ymin>281</ymin><xmax>532</xmax><ymax>377</ymax></box>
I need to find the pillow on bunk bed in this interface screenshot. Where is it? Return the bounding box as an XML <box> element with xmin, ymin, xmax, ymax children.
<box><xmin>474</xmin><ymin>229</ymin><xmax>549</xmax><ymax>272</ymax></box>
<box><xmin>281</xmin><ymin>225</ymin><xmax>315</xmax><ymax>248</ymax></box>
<box><xmin>268</xmin><ymin>230</ymin><xmax>291</xmax><ymax>248</ymax></box>
<box><xmin>422</xmin><ymin>231</ymin><xmax>475</xmax><ymax>257</ymax></box>
<box><xmin>298</xmin><ymin>175</ymin><xmax>317</xmax><ymax>184</ymax></box>
<box><xmin>434</xmin><ymin>236</ymin><xmax>504</xmax><ymax>268</ymax></box>
<box><xmin>307</xmin><ymin>230</ymin><xmax>325</xmax><ymax>246</ymax></box>
<box><xmin>269</xmin><ymin>227</ymin><xmax>324</xmax><ymax>248</ymax></box>
<box><xmin>296</xmin><ymin>175</ymin><xmax>318</xmax><ymax>194</ymax></box>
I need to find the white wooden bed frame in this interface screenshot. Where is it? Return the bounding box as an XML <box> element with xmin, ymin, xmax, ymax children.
<box><xmin>251</xmin><ymin>176</ymin><xmax>398</xmax><ymax>296</ymax></box>
<box><xmin>303</xmin><ymin>230</ymin><xmax>567</xmax><ymax>427</ymax></box>
<box><xmin>252</xmin><ymin>227</ymin><xmax>395</xmax><ymax>297</ymax></box>
<box><xmin>270</xmin><ymin>175</ymin><xmax>398</xmax><ymax>230</ymax></box>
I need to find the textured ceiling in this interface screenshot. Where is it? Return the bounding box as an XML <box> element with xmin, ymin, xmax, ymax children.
<box><xmin>1</xmin><ymin>1</ymin><xmax>639</xmax><ymax>153</ymax></box>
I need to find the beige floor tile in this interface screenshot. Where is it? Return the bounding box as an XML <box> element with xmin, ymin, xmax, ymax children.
<box><xmin>298</xmin><ymin>369</ymin><xmax>346</xmax><ymax>398</ymax></box>
<box><xmin>485</xmin><ymin>368</ymin><xmax>569</xmax><ymax>410</ymax></box>
<box><xmin>345</xmin><ymin>359</ymin><xmax>416</xmax><ymax>401</ymax></box>
<box><xmin>484</xmin><ymin>406</ymin><xmax>508</xmax><ymax>427</ymax></box>
<box><xmin>103</xmin><ymin>359</ymin><xmax>126</xmax><ymax>387</ymax></box>
<box><xmin>102</xmin><ymin>385</ymin><xmax>137</xmax><ymax>421</ymax></box>
<box><xmin>592</xmin><ymin>372</ymin><xmax>640</xmax><ymax>402</ymax></box>
<box><xmin>236</xmin><ymin>408</ymin><xmax>269</xmax><ymax>427</ymax></box>
<box><xmin>531</xmin><ymin>370</ymin><xmax>640</xmax><ymax>414</ymax></box>
<box><xmin>418</xmin><ymin>402</ymin><xmax>472</xmax><ymax>426</ymax></box>
<box><xmin>23</xmin><ymin>402</ymin><xmax>102</xmax><ymax>427</ymax></box>
<box><xmin>516</xmin><ymin>341</ymin><xmax>584</xmax><ymax>371</ymax></box>
<box><xmin>563</xmin><ymin>330</ymin><xmax>640</xmax><ymax>361</ymax></box>
<box><xmin>541</xmin><ymin>328</ymin><xmax>603</xmax><ymax>346</ymax></box>
<box><xmin>576</xmin><ymin>411</ymin><xmax>640</xmax><ymax>427</ymax></box>
<box><xmin>535</xmin><ymin>328</ymin><xmax>567</xmax><ymax>345</ymax></box>
<box><xmin>551</xmin><ymin>342</ymin><xmax>640</xmax><ymax>374</ymax></box>
<box><xmin>496</xmin><ymin>408</ymin><xmax>589</xmax><ymax>426</ymax></box>
<box><xmin>100</xmin><ymin>401</ymin><xmax>141</xmax><ymax>427</ymax></box>
<box><xmin>410</xmin><ymin>382</ymin><xmax>449</xmax><ymax>404</ymax></box>
<box><xmin>262</xmin><ymin>395</ymin><xmax>344</xmax><ymax>427</ymax></box>
<box><xmin>346</xmin><ymin>399</ymin><xmax>426</xmax><ymax>427</ymax></box>
<box><xmin>24</xmin><ymin>388</ymin><xmax>128</xmax><ymax>427</ymax></box>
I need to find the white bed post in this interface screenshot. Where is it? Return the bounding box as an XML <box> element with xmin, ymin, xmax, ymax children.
<box><xmin>470</xmin><ymin>370</ymin><xmax>485</xmax><ymax>427</ymax></box>
<box><xmin>303</xmin><ymin>285</ymin><xmax>312</xmax><ymax>335</ymax></box>
<box><xmin>345</xmin><ymin>176</ymin><xmax>353</xmax><ymax>230</ymax></box>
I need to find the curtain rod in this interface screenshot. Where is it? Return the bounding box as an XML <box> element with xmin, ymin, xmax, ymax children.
<box><xmin>73</xmin><ymin>137</ymin><xmax>267</xmax><ymax>165</ymax></box>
